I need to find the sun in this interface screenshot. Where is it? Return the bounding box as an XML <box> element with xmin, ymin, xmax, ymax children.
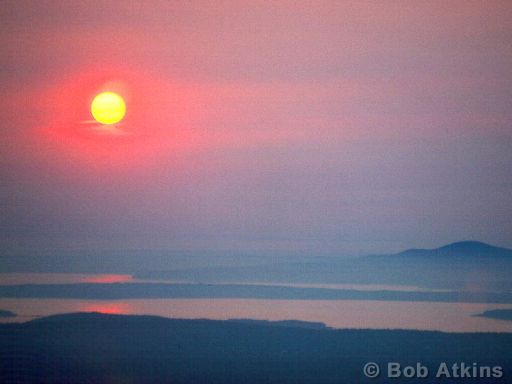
<box><xmin>91</xmin><ymin>92</ymin><xmax>126</xmax><ymax>125</ymax></box>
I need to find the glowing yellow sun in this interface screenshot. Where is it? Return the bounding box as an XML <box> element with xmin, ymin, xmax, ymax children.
<box><xmin>91</xmin><ymin>92</ymin><xmax>126</xmax><ymax>125</ymax></box>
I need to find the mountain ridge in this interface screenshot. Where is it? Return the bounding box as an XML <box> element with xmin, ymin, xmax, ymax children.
<box><xmin>395</xmin><ymin>240</ymin><xmax>512</xmax><ymax>258</ymax></box>
<box><xmin>133</xmin><ymin>240</ymin><xmax>512</xmax><ymax>291</ymax></box>
<box><xmin>3</xmin><ymin>312</ymin><xmax>511</xmax><ymax>383</ymax></box>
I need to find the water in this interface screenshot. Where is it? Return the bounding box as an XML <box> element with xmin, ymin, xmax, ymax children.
<box><xmin>1</xmin><ymin>273</ymin><xmax>511</xmax><ymax>332</ymax></box>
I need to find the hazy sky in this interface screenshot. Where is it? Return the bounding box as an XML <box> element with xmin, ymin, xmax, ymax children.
<box><xmin>1</xmin><ymin>1</ymin><xmax>511</xmax><ymax>259</ymax></box>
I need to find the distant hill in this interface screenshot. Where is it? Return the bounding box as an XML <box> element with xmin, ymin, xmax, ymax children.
<box><xmin>1</xmin><ymin>241</ymin><xmax>509</xmax><ymax>293</ymax></box>
<box><xmin>394</xmin><ymin>241</ymin><xmax>512</xmax><ymax>259</ymax></box>
<box><xmin>438</xmin><ymin>241</ymin><xmax>511</xmax><ymax>254</ymax></box>
<box><xmin>134</xmin><ymin>241</ymin><xmax>512</xmax><ymax>292</ymax></box>
<box><xmin>1</xmin><ymin>312</ymin><xmax>511</xmax><ymax>383</ymax></box>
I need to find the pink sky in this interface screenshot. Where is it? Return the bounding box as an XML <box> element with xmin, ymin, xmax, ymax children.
<box><xmin>1</xmin><ymin>1</ymin><xmax>511</xmax><ymax>259</ymax></box>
